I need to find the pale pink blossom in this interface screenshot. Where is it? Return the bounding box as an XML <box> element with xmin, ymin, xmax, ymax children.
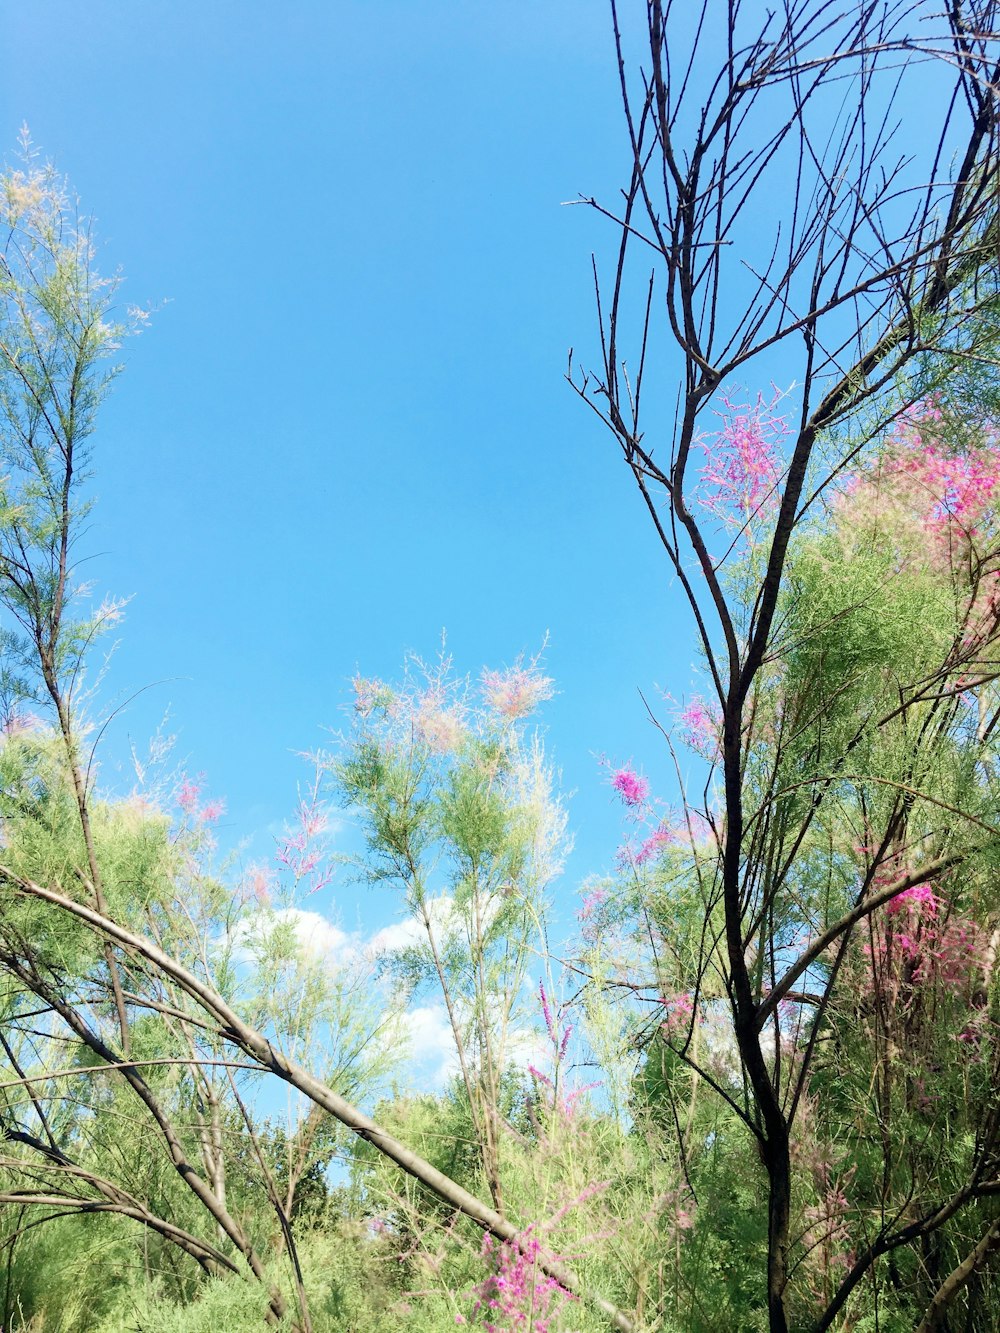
<box><xmin>176</xmin><ymin>780</ymin><xmax>201</xmax><ymax>815</ymax></box>
<box><xmin>661</xmin><ymin>991</ymin><xmax>696</xmax><ymax>1034</ymax></box>
<box><xmin>297</xmin><ymin>801</ymin><xmax>328</xmax><ymax>839</ymax></box>
<box><xmin>481</xmin><ymin>665</ymin><xmax>554</xmax><ymax>720</ymax></box>
<box><xmin>352</xmin><ymin>674</ymin><xmax>392</xmax><ymax>717</ymax></box>
<box><xmin>577</xmin><ymin>886</ymin><xmax>608</xmax><ymax>919</ymax></box>
<box><xmin>634</xmin><ymin>827</ymin><xmax>674</xmax><ymax>865</ymax></box>
<box><xmin>275</xmin><ymin>792</ymin><xmax>333</xmax><ymax>894</ymax></box>
<box><xmin>247</xmin><ymin>865</ymin><xmax>274</xmax><ymax>907</ymax></box>
<box><xmin>416</xmin><ymin>695</ymin><xmax>465</xmax><ymax>754</ymax></box>
<box><xmin>678</xmin><ymin>697</ymin><xmax>721</xmax><ymax>759</ymax></box>
<box><xmin>2</xmin><ymin>710</ymin><xmax>42</xmax><ymax>737</ymax></box>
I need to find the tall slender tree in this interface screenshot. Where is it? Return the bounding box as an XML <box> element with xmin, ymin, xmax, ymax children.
<box><xmin>572</xmin><ymin>4</ymin><xmax>1000</xmax><ymax>1329</ymax></box>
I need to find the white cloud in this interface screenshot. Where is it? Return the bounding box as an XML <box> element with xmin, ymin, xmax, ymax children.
<box><xmin>226</xmin><ymin>899</ymin><xmax>550</xmax><ymax>1093</ymax></box>
<box><xmin>400</xmin><ymin>1003</ymin><xmax>461</xmax><ymax>1085</ymax></box>
<box><xmin>228</xmin><ymin>906</ymin><xmax>359</xmax><ymax>970</ymax></box>
<box><xmin>275</xmin><ymin>907</ymin><xmax>358</xmax><ymax>964</ymax></box>
<box><xmin>367</xmin><ymin>890</ymin><xmax>509</xmax><ymax>960</ymax></box>
<box><xmin>506</xmin><ymin>1025</ymin><xmax>549</xmax><ymax>1072</ymax></box>
<box><xmin>367</xmin><ymin>893</ymin><xmax>458</xmax><ymax>956</ymax></box>
<box><xmin>391</xmin><ymin>1000</ymin><xmax>548</xmax><ymax>1092</ymax></box>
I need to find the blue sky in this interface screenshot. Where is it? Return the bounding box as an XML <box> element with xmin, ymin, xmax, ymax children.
<box><xmin>3</xmin><ymin>3</ymin><xmax>696</xmax><ymax>944</ymax></box>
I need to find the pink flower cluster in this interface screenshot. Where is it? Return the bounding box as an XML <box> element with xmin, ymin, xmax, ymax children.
<box><xmin>244</xmin><ymin>864</ymin><xmax>274</xmax><ymax>908</ymax></box>
<box><xmin>176</xmin><ymin>778</ymin><xmax>225</xmax><ymax>825</ymax></box>
<box><xmin>634</xmin><ymin>826</ymin><xmax>674</xmax><ymax>865</ymax></box>
<box><xmin>577</xmin><ymin>886</ymin><xmax>608</xmax><ymax>919</ymax></box>
<box><xmin>678</xmin><ymin>697</ymin><xmax>721</xmax><ymax>760</ymax></box>
<box><xmin>481</xmin><ymin>665</ymin><xmax>554</xmax><ymax>720</ymax></box>
<box><xmin>275</xmin><ymin>793</ymin><xmax>332</xmax><ymax>894</ymax></box>
<box><xmin>839</xmin><ymin>403</ymin><xmax>1000</xmax><ymax>563</ymax></box>
<box><xmin>866</xmin><ymin>869</ymin><xmax>984</xmax><ymax>998</ymax></box>
<box><xmin>879</xmin><ymin>442</ymin><xmax>998</xmax><ymax>538</ymax></box>
<box><xmin>468</xmin><ymin>1230</ymin><xmax>574</xmax><ymax>1333</ymax></box>
<box><xmin>611</xmin><ymin>766</ymin><xmax>648</xmax><ymax>808</ymax></box>
<box><xmin>884</xmin><ymin>881</ymin><xmax>940</xmax><ymax>918</ymax></box>
<box><xmin>892</xmin><ymin>915</ymin><xmax>984</xmax><ymax>991</ymax></box>
<box><xmin>661</xmin><ymin>991</ymin><xmax>696</xmax><ymax>1035</ymax></box>
<box><xmin>698</xmin><ymin>390</ymin><xmax>787</xmax><ymax>525</ymax></box>
<box><xmin>1</xmin><ymin>710</ymin><xmax>41</xmax><ymax>737</ymax></box>
<box><xmin>529</xmin><ymin>983</ymin><xmax>598</xmax><ymax>1123</ymax></box>
<box><xmin>801</xmin><ymin>1185</ymin><xmax>855</xmax><ymax>1295</ymax></box>
<box><xmin>415</xmin><ymin>695</ymin><xmax>466</xmax><ymax>754</ymax></box>
<box><xmin>351</xmin><ymin>674</ymin><xmax>393</xmax><ymax>717</ymax></box>
<box><xmin>539</xmin><ymin>981</ymin><xmax>556</xmax><ymax>1041</ymax></box>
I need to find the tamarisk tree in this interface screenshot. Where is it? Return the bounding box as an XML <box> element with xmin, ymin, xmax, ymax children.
<box><xmin>0</xmin><ymin>154</ymin><xmax>636</xmax><ymax>1331</ymax></box>
<box><xmin>573</xmin><ymin>3</ymin><xmax>1000</xmax><ymax>1331</ymax></box>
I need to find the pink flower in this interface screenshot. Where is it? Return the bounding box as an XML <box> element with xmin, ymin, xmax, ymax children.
<box><xmin>175</xmin><ymin>777</ymin><xmax>225</xmax><ymax>824</ymax></box>
<box><xmin>481</xmin><ymin>665</ymin><xmax>554</xmax><ymax>720</ymax></box>
<box><xmin>661</xmin><ymin>991</ymin><xmax>696</xmax><ymax>1034</ymax></box>
<box><xmin>538</xmin><ymin>981</ymin><xmax>554</xmax><ymax>1038</ymax></box>
<box><xmin>611</xmin><ymin>766</ymin><xmax>649</xmax><ymax>807</ymax></box>
<box><xmin>634</xmin><ymin>827</ymin><xmax>674</xmax><ymax>865</ymax></box>
<box><xmin>885</xmin><ymin>881</ymin><xmax>941</xmax><ymax>917</ymax></box>
<box><xmin>864</xmin><ymin>868</ymin><xmax>985</xmax><ymax>999</ymax></box>
<box><xmin>274</xmin><ymin>790</ymin><xmax>333</xmax><ymax>894</ymax></box>
<box><xmin>577</xmin><ymin>887</ymin><xmax>608</xmax><ymax>919</ymax></box>
<box><xmin>297</xmin><ymin>801</ymin><xmax>328</xmax><ymax>839</ymax></box>
<box><xmin>472</xmin><ymin>1229</ymin><xmax>574</xmax><ymax>1333</ymax></box>
<box><xmin>678</xmin><ymin>697</ymin><xmax>721</xmax><ymax>760</ymax></box>
<box><xmin>247</xmin><ymin>865</ymin><xmax>273</xmax><ymax>907</ymax></box>
<box><xmin>1</xmin><ymin>710</ymin><xmax>42</xmax><ymax>737</ymax></box>
<box><xmin>698</xmin><ymin>390</ymin><xmax>787</xmax><ymax>525</ymax></box>
<box><xmin>177</xmin><ymin>779</ymin><xmax>201</xmax><ymax>814</ymax></box>
<box><xmin>416</xmin><ymin>695</ymin><xmax>465</xmax><ymax>754</ymax></box>
<box><xmin>836</xmin><ymin>403</ymin><xmax>1000</xmax><ymax>578</ymax></box>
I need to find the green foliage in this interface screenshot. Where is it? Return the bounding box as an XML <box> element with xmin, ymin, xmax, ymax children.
<box><xmin>0</xmin><ymin>139</ymin><xmax>134</xmax><ymax>711</ymax></box>
<box><xmin>5</xmin><ymin>123</ymin><xmax>1000</xmax><ymax>1333</ymax></box>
